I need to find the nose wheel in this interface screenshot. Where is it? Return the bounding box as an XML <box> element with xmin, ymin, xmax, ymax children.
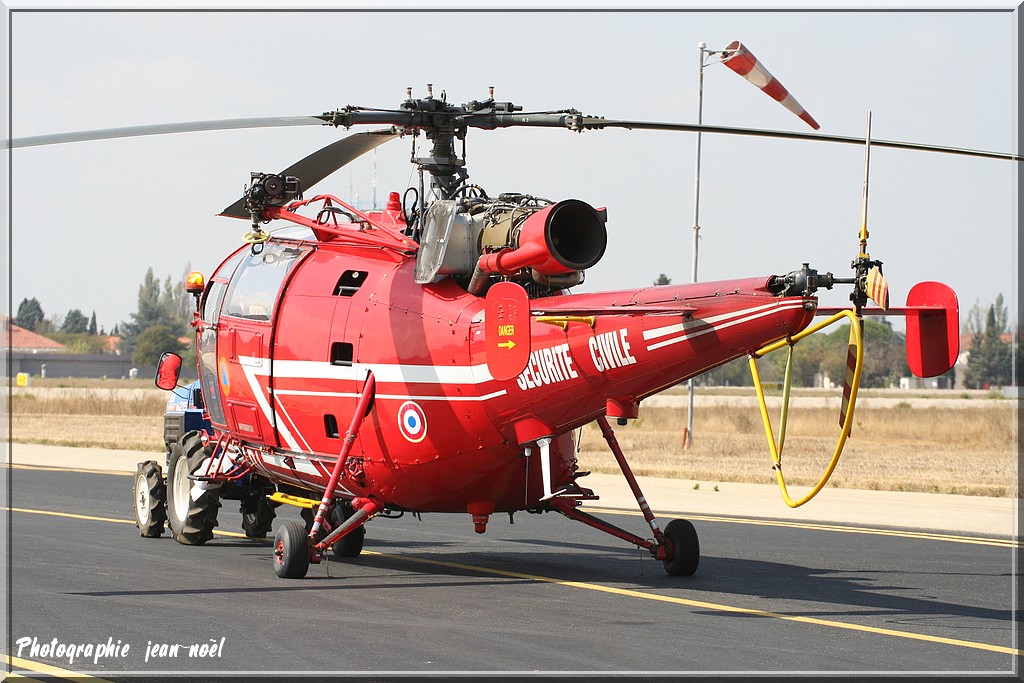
<box><xmin>273</xmin><ymin>520</ymin><xmax>310</xmax><ymax>579</ymax></box>
<box><xmin>661</xmin><ymin>519</ymin><xmax>700</xmax><ymax>576</ymax></box>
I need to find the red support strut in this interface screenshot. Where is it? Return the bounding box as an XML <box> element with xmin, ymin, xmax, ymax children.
<box><xmin>309</xmin><ymin>371</ymin><xmax>376</xmax><ymax>541</ymax></box>
<box><xmin>596</xmin><ymin>416</ymin><xmax>664</xmax><ymax>543</ymax></box>
<box><xmin>547</xmin><ymin>417</ymin><xmax>669</xmax><ymax>560</ymax></box>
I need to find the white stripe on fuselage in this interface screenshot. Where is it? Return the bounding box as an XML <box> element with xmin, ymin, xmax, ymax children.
<box><xmin>236</xmin><ymin>300</ymin><xmax>805</xmax><ymax>452</ymax></box>
<box><xmin>237</xmin><ymin>358</ymin><xmax>502</xmax><ymax>453</ymax></box>
<box><xmin>271</xmin><ymin>388</ymin><xmax>510</xmax><ymax>402</ymax></box>
<box><xmin>643</xmin><ymin>301</ymin><xmax>783</xmax><ymax>341</ymax></box>
<box><xmin>644</xmin><ymin>301</ymin><xmax>807</xmax><ymax>352</ymax></box>
<box><xmin>260</xmin><ymin>359</ymin><xmax>495</xmax><ymax>385</ymax></box>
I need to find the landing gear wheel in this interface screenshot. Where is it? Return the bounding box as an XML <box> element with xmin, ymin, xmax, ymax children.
<box><xmin>662</xmin><ymin>518</ymin><xmax>700</xmax><ymax>576</ymax></box>
<box><xmin>331</xmin><ymin>501</ymin><xmax>365</xmax><ymax>559</ymax></box>
<box><xmin>240</xmin><ymin>495</ymin><xmax>276</xmax><ymax>538</ymax></box>
<box><xmin>166</xmin><ymin>431</ymin><xmax>222</xmax><ymax>545</ymax></box>
<box><xmin>132</xmin><ymin>460</ymin><xmax>166</xmax><ymax>538</ymax></box>
<box><xmin>273</xmin><ymin>520</ymin><xmax>310</xmax><ymax>579</ymax></box>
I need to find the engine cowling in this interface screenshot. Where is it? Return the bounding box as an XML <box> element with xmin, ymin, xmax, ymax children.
<box><xmin>413</xmin><ymin>195</ymin><xmax>607</xmax><ymax>296</ymax></box>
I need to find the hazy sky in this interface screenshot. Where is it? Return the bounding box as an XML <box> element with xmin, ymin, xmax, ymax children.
<box><xmin>3</xmin><ymin>3</ymin><xmax>1018</xmax><ymax>335</ymax></box>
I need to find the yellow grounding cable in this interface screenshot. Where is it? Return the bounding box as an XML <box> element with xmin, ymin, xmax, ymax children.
<box><xmin>747</xmin><ymin>309</ymin><xmax>863</xmax><ymax>508</ymax></box>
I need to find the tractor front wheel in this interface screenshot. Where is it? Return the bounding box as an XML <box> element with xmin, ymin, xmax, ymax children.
<box><xmin>132</xmin><ymin>460</ymin><xmax>166</xmax><ymax>538</ymax></box>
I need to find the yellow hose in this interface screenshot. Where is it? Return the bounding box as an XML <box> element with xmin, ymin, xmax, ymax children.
<box><xmin>748</xmin><ymin>309</ymin><xmax>864</xmax><ymax>508</ymax></box>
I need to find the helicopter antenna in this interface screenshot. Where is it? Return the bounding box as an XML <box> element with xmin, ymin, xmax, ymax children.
<box><xmin>859</xmin><ymin>111</ymin><xmax>872</xmax><ymax>259</ymax></box>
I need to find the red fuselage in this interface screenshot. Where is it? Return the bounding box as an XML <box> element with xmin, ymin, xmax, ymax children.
<box><xmin>196</xmin><ymin>215</ymin><xmax>815</xmax><ymax>517</ymax></box>
<box><xmin>195</xmin><ymin>237</ymin><xmax>811</xmax><ymax>516</ymax></box>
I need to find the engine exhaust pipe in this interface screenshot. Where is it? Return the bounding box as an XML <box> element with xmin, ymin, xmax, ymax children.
<box><xmin>471</xmin><ymin>200</ymin><xmax>607</xmax><ymax>295</ymax></box>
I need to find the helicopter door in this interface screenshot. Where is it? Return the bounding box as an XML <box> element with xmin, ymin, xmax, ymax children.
<box><xmin>271</xmin><ymin>251</ymin><xmax>370</xmax><ymax>455</ymax></box>
<box><xmin>218</xmin><ymin>243</ymin><xmax>309</xmax><ymax>446</ymax></box>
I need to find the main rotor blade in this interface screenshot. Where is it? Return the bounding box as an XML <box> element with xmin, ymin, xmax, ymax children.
<box><xmin>4</xmin><ymin>116</ymin><xmax>326</xmax><ymax>149</ymax></box>
<box><xmin>578</xmin><ymin>118</ymin><xmax>1021</xmax><ymax>162</ymax></box>
<box><xmin>219</xmin><ymin>128</ymin><xmax>400</xmax><ymax>219</ymax></box>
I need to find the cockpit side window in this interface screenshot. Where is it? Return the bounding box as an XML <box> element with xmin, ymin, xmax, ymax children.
<box><xmin>202</xmin><ymin>282</ymin><xmax>228</xmax><ymax>325</ymax></box>
<box><xmin>222</xmin><ymin>244</ymin><xmax>306</xmax><ymax>321</ymax></box>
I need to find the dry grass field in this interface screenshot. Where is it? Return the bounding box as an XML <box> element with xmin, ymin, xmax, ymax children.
<box><xmin>8</xmin><ymin>380</ymin><xmax>1018</xmax><ymax>497</ymax></box>
<box><xmin>576</xmin><ymin>402</ymin><xmax>1016</xmax><ymax>497</ymax></box>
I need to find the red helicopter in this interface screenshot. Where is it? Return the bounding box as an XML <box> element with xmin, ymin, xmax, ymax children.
<box><xmin>51</xmin><ymin>86</ymin><xmax>1004</xmax><ymax>579</ymax></box>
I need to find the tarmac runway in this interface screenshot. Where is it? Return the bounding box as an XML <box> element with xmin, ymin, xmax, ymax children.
<box><xmin>3</xmin><ymin>444</ymin><xmax>1019</xmax><ymax>680</ymax></box>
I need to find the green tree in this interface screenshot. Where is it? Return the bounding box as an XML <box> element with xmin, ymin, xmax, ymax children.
<box><xmin>15</xmin><ymin>297</ymin><xmax>44</xmax><ymax>331</ymax></box>
<box><xmin>964</xmin><ymin>295</ymin><xmax>1012</xmax><ymax>389</ymax></box>
<box><xmin>55</xmin><ymin>333</ymin><xmax>108</xmax><ymax>354</ymax></box>
<box><xmin>61</xmin><ymin>309</ymin><xmax>89</xmax><ymax>334</ymax></box>
<box><xmin>132</xmin><ymin>324</ymin><xmax>185</xmax><ymax>368</ymax></box>
<box><xmin>35</xmin><ymin>313</ymin><xmax>62</xmax><ymax>336</ymax></box>
<box><xmin>120</xmin><ymin>266</ymin><xmax>192</xmax><ymax>356</ymax></box>
<box><xmin>164</xmin><ymin>264</ymin><xmax>194</xmax><ymax>328</ymax></box>
<box><xmin>653</xmin><ymin>273</ymin><xmax>672</xmax><ymax>286</ymax></box>
<box><xmin>814</xmin><ymin>320</ymin><xmax>908</xmax><ymax>389</ymax></box>
<box><xmin>88</xmin><ymin>311</ymin><xmax>98</xmax><ymax>335</ymax></box>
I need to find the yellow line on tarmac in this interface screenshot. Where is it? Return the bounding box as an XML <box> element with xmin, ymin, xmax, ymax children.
<box><xmin>7</xmin><ymin>507</ymin><xmax>1018</xmax><ymax>659</ymax></box>
<box><xmin>9</xmin><ymin>508</ymin><xmax>134</xmax><ymax>525</ymax></box>
<box><xmin>7</xmin><ymin>507</ymin><xmax>250</xmax><ymax>539</ymax></box>
<box><xmin>10</xmin><ymin>465</ymin><xmax>1014</xmax><ymax>547</ymax></box>
<box><xmin>5</xmin><ymin>654</ymin><xmax>112</xmax><ymax>681</ymax></box>
<box><xmin>7</xmin><ymin>464</ymin><xmax>134</xmax><ymax>477</ymax></box>
<box><xmin>586</xmin><ymin>506</ymin><xmax>1019</xmax><ymax>548</ymax></box>
<box><xmin>9</xmin><ymin>464</ymin><xmax>1015</xmax><ymax>546</ymax></box>
<box><xmin>361</xmin><ymin>549</ymin><xmax>1019</xmax><ymax>657</ymax></box>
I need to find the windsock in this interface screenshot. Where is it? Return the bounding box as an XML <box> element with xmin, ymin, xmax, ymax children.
<box><xmin>721</xmin><ymin>41</ymin><xmax>820</xmax><ymax>130</ymax></box>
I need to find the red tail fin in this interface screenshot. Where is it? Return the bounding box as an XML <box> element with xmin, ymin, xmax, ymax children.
<box><xmin>905</xmin><ymin>282</ymin><xmax>959</xmax><ymax>378</ymax></box>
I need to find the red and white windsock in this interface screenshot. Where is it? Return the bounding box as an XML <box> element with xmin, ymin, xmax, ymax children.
<box><xmin>721</xmin><ymin>41</ymin><xmax>820</xmax><ymax>130</ymax></box>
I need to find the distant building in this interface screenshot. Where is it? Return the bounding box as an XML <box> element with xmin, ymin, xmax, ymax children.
<box><xmin>2</xmin><ymin>318</ymin><xmax>145</xmax><ymax>379</ymax></box>
<box><xmin>2</xmin><ymin>318</ymin><xmax>66</xmax><ymax>353</ymax></box>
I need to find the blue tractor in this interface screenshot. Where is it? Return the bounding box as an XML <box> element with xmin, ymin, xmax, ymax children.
<box><xmin>132</xmin><ymin>379</ymin><xmax>277</xmax><ymax>542</ymax></box>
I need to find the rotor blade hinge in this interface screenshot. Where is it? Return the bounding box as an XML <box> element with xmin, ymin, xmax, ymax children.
<box><xmin>244</xmin><ymin>172</ymin><xmax>303</xmax><ymax>224</ymax></box>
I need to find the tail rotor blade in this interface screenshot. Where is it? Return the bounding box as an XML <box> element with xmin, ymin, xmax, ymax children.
<box><xmin>838</xmin><ymin>319</ymin><xmax>862</xmax><ymax>434</ymax></box>
<box><xmin>866</xmin><ymin>266</ymin><xmax>889</xmax><ymax>310</ymax></box>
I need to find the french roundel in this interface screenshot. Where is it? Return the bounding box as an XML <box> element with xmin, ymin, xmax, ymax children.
<box><xmin>397</xmin><ymin>401</ymin><xmax>427</xmax><ymax>443</ymax></box>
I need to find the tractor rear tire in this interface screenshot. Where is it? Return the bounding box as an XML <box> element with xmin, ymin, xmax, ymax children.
<box><xmin>133</xmin><ymin>460</ymin><xmax>166</xmax><ymax>538</ymax></box>
<box><xmin>662</xmin><ymin>518</ymin><xmax>700</xmax><ymax>576</ymax></box>
<box><xmin>166</xmin><ymin>431</ymin><xmax>221</xmax><ymax>545</ymax></box>
<box><xmin>273</xmin><ymin>520</ymin><xmax>310</xmax><ymax>579</ymax></box>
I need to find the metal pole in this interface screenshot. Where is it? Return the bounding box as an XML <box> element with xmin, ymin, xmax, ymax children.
<box><xmin>685</xmin><ymin>42</ymin><xmax>706</xmax><ymax>449</ymax></box>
